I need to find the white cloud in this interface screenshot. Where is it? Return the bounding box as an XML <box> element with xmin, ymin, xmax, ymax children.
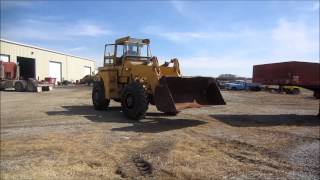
<box><xmin>1</xmin><ymin>18</ymin><xmax>113</xmax><ymax>41</ymax></box>
<box><xmin>1</xmin><ymin>0</ymin><xmax>33</xmax><ymax>9</ymax></box>
<box><xmin>312</xmin><ymin>1</ymin><xmax>319</xmax><ymax>11</ymax></box>
<box><xmin>181</xmin><ymin>56</ymin><xmax>253</xmax><ymax>69</ymax></box>
<box><xmin>271</xmin><ymin>18</ymin><xmax>318</xmax><ymax>59</ymax></box>
<box><xmin>143</xmin><ymin>26</ymin><xmax>209</xmax><ymax>42</ymax></box>
<box><xmin>68</xmin><ymin>46</ymin><xmax>86</xmax><ymax>52</ymax></box>
<box><xmin>171</xmin><ymin>0</ymin><xmax>186</xmax><ymax>15</ymax></box>
<box><xmin>170</xmin><ymin>0</ymin><xmax>208</xmax><ymax>26</ymax></box>
<box><xmin>0</xmin><ymin>0</ymin><xmax>44</xmax><ymax>11</ymax></box>
<box><xmin>143</xmin><ymin>18</ymin><xmax>319</xmax><ymax>77</ymax></box>
<box><xmin>1</xmin><ymin>19</ymin><xmax>55</xmax><ymax>40</ymax></box>
<box><xmin>142</xmin><ymin>25</ymin><xmax>257</xmax><ymax>43</ymax></box>
<box><xmin>143</xmin><ymin>18</ymin><xmax>318</xmax><ymax>58</ymax></box>
<box><xmin>176</xmin><ymin>51</ymin><xmax>264</xmax><ymax>77</ymax></box>
<box><xmin>67</xmin><ymin>24</ymin><xmax>112</xmax><ymax>37</ymax></box>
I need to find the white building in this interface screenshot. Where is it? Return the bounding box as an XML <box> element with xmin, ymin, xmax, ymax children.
<box><xmin>0</xmin><ymin>39</ymin><xmax>95</xmax><ymax>83</ymax></box>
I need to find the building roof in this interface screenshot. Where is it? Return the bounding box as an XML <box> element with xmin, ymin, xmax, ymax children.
<box><xmin>0</xmin><ymin>38</ymin><xmax>95</xmax><ymax>62</ymax></box>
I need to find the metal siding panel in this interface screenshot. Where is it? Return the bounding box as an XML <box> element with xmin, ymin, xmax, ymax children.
<box><xmin>84</xmin><ymin>66</ymin><xmax>91</xmax><ymax>76</ymax></box>
<box><xmin>1</xmin><ymin>40</ymin><xmax>96</xmax><ymax>82</ymax></box>
<box><xmin>67</xmin><ymin>56</ymin><xmax>96</xmax><ymax>82</ymax></box>
<box><xmin>49</xmin><ymin>61</ymin><xmax>62</xmax><ymax>83</ymax></box>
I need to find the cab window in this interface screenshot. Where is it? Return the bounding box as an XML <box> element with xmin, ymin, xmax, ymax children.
<box><xmin>104</xmin><ymin>44</ymin><xmax>115</xmax><ymax>65</ymax></box>
<box><xmin>116</xmin><ymin>45</ymin><xmax>124</xmax><ymax>58</ymax></box>
<box><xmin>125</xmin><ymin>44</ymin><xmax>138</xmax><ymax>56</ymax></box>
<box><xmin>124</xmin><ymin>43</ymin><xmax>150</xmax><ymax>57</ymax></box>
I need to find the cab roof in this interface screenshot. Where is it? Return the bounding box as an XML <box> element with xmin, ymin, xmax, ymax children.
<box><xmin>115</xmin><ymin>36</ymin><xmax>150</xmax><ymax>45</ymax></box>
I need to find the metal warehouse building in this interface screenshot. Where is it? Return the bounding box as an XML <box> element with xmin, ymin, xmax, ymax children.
<box><xmin>0</xmin><ymin>39</ymin><xmax>95</xmax><ymax>83</ymax></box>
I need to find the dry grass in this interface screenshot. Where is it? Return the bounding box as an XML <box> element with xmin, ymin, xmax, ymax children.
<box><xmin>1</xmin><ymin>87</ymin><xmax>319</xmax><ymax>179</ymax></box>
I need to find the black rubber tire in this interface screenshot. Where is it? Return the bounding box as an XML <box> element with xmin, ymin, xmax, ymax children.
<box><xmin>26</xmin><ymin>81</ymin><xmax>36</xmax><ymax>92</ymax></box>
<box><xmin>14</xmin><ymin>81</ymin><xmax>25</xmax><ymax>92</ymax></box>
<box><xmin>285</xmin><ymin>89</ymin><xmax>291</xmax><ymax>94</ymax></box>
<box><xmin>148</xmin><ymin>94</ymin><xmax>155</xmax><ymax>105</ymax></box>
<box><xmin>121</xmin><ymin>82</ymin><xmax>148</xmax><ymax>120</ymax></box>
<box><xmin>292</xmin><ymin>88</ymin><xmax>300</xmax><ymax>95</ymax></box>
<box><xmin>92</xmin><ymin>82</ymin><xmax>110</xmax><ymax>110</ymax></box>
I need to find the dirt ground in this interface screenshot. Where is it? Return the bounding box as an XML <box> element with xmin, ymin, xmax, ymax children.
<box><xmin>1</xmin><ymin>86</ymin><xmax>319</xmax><ymax>179</ymax></box>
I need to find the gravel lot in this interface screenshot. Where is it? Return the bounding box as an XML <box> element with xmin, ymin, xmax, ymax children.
<box><xmin>1</xmin><ymin>86</ymin><xmax>319</xmax><ymax>179</ymax></box>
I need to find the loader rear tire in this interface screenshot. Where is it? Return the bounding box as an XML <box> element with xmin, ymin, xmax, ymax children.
<box><xmin>92</xmin><ymin>82</ymin><xmax>110</xmax><ymax>110</ymax></box>
<box><xmin>121</xmin><ymin>82</ymin><xmax>148</xmax><ymax>120</ymax></box>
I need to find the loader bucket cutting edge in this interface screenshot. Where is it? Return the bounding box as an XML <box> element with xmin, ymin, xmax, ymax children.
<box><xmin>154</xmin><ymin>76</ymin><xmax>226</xmax><ymax>113</ymax></box>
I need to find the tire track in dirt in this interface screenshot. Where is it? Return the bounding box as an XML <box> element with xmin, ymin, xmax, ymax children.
<box><xmin>187</xmin><ymin>128</ymin><xmax>293</xmax><ymax>178</ymax></box>
<box><xmin>115</xmin><ymin>138</ymin><xmax>176</xmax><ymax>179</ymax></box>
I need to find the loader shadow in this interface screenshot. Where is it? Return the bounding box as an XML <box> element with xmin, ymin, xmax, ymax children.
<box><xmin>145</xmin><ymin>112</ymin><xmax>178</xmax><ymax>117</ymax></box>
<box><xmin>210</xmin><ymin>114</ymin><xmax>320</xmax><ymax>127</ymax></box>
<box><xmin>47</xmin><ymin>106</ymin><xmax>131</xmax><ymax>123</ymax></box>
<box><xmin>46</xmin><ymin>105</ymin><xmax>206</xmax><ymax>133</ymax></box>
<box><xmin>111</xmin><ymin>117</ymin><xmax>206</xmax><ymax>133</ymax></box>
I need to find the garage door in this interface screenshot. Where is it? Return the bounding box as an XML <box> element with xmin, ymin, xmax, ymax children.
<box><xmin>49</xmin><ymin>61</ymin><xmax>61</xmax><ymax>83</ymax></box>
<box><xmin>0</xmin><ymin>54</ymin><xmax>9</xmax><ymax>62</ymax></box>
<box><xmin>84</xmin><ymin>66</ymin><xmax>91</xmax><ymax>76</ymax></box>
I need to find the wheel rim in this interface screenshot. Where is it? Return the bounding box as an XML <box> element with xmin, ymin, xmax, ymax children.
<box><xmin>125</xmin><ymin>94</ymin><xmax>134</xmax><ymax>109</ymax></box>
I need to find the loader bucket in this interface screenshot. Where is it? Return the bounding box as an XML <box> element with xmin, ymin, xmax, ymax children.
<box><xmin>154</xmin><ymin>76</ymin><xmax>226</xmax><ymax>113</ymax></box>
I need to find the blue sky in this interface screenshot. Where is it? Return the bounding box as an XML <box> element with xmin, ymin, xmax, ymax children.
<box><xmin>1</xmin><ymin>0</ymin><xmax>319</xmax><ymax>77</ymax></box>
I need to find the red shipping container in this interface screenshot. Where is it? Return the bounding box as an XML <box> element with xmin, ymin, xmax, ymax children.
<box><xmin>253</xmin><ymin>61</ymin><xmax>320</xmax><ymax>91</ymax></box>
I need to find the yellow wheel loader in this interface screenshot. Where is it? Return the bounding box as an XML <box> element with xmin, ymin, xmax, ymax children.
<box><xmin>92</xmin><ymin>36</ymin><xmax>225</xmax><ymax>120</ymax></box>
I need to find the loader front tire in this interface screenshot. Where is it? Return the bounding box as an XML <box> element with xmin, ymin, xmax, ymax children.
<box><xmin>92</xmin><ymin>82</ymin><xmax>110</xmax><ymax>110</ymax></box>
<box><xmin>121</xmin><ymin>82</ymin><xmax>148</xmax><ymax>120</ymax></box>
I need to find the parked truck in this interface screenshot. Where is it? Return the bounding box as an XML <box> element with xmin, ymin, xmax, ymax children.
<box><xmin>0</xmin><ymin>61</ymin><xmax>52</xmax><ymax>92</ymax></box>
<box><xmin>225</xmin><ymin>80</ymin><xmax>261</xmax><ymax>91</ymax></box>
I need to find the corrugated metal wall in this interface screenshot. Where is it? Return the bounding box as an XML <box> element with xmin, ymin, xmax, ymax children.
<box><xmin>0</xmin><ymin>40</ymin><xmax>95</xmax><ymax>82</ymax></box>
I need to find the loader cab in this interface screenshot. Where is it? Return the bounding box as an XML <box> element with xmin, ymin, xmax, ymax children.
<box><xmin>103</xmin><ymin>37</ymin><xmax>151</xmax><ymax>66</ymax></box>
<box><xmin>123</xmin><ymin>43</ymin><xmax>151</xmax><ymax>58</ymax></box>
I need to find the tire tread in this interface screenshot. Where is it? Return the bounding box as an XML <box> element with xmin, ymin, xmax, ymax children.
<box><xmin>121</xmin><ymin>82</ymin><xmax>148</xmax><ymax>120</ymax></box>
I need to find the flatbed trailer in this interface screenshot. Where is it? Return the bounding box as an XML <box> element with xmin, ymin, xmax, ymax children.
<box><xmin>253</xmin><ymin>61</ymin><xmax>320</xmax><ymax>98</ymax></box>
<box><xmin>0</xmin><ymin>79</ymin><xmax>53</xmax><ymax>92</ymax></box>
